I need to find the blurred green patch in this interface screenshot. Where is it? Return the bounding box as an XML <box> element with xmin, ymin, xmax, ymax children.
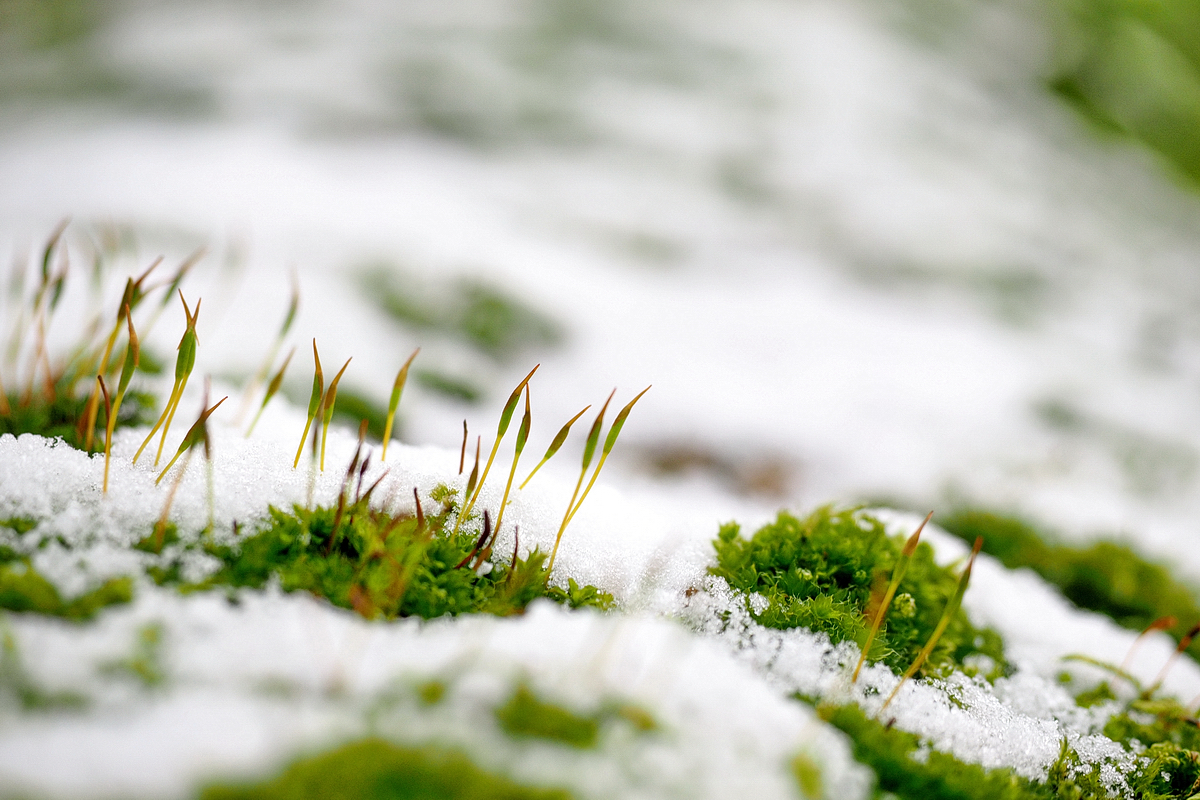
<box><xmin>359</xmin><ymin>267</ymin><xmax>563</xmax><ymax>363</ymax></box>
<box><xmin>939</xmin><ymin>509</ymin><xmax>1200</xmax><ymax>664</ymax></box>
<box><xmin>1051</xmin><ymin>0</ymin><xmax>1200</xmax><ymax>184</ymax></box>
<box><xmin>200</xmin><ymin>737</ymin><xmax>573</xmax><ymax>800</ymax></box>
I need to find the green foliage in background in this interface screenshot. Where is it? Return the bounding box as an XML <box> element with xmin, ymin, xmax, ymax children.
<box><xmin>820</xmin><ymin>703</ymin><xmax>1115</xmax><ymax>800</ymax></box>
<box><xmin>938</xmin><ymin>509</ymin><xmax>1200</xmax><ymax>662</ymax></box>
<box><xmin>360</xmin><ymin>267</ymin><xmax>562</xmax><ymax>363</ymax></box>
<box><xmin>200</xmin><ymin>738</ymin><xmax>574</xmax><ymax>800</ymax></box>
<box><xmin>710</xmin><ymin>507</ymin><xmax>1006</xmax><ymax>676</ymax></box>
<box><xmin>1051</xmin><ymin>0</ymin><xmax>1200</xmax><ymax>184</ymax></box>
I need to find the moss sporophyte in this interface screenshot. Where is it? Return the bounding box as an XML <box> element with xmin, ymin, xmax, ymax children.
<box><xmin>1</xmin><ymin>224</ymin><xmax>161</xmax><ymax>451</ymax></box>
<box><xmin>169</xmin><ymin>452</ymin><xmax>614</xmax><ymax>619</ymax></box>
<box><xmin>710</xmin><ymin>507</ymin><xmax>1006</xmax><ymax>677</ymax></box>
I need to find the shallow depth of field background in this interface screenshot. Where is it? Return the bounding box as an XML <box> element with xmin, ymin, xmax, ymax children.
<box><xmin>5</xmin><ymin>0</ymin><xmax>1200</xmax><ymax>577</ymax></box>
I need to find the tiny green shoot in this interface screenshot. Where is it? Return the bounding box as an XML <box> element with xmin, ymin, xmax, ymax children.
<box><xmin>881</xmin><ymin>536</ymin><xmax>983</xmax><ymax>712</ymax></box>
<box><xmin>380</xmin><ymin>347</ymin><xmax>418</xmax><ymax>462</ymax></box>
<box><xmin>155</xmin><ymin>393</ymin><xmax>227</xmax><ymax>486</ymax></box>
<box><xmin>520</xmin><ymin>404</ymin><xmax>591</xmax><ymax>490</ymax></box>
<box><xmin>548</xmin><ymin>389</ymin><xmax>614</xmax><ymax>573</ymax></box>
<box><xmin>853</xmin><ymin>511</ymin><xmax>933</xmax><ymax>682</ymax></box>
<box><xmin>245</xmin><ymin>345</ymin><xmax>294</xmax><ymax>437</ymax></box>
<box><xmin>452</xmin><ymin>364</ymin><xmax>539</xmax><ymax>535</ymax></box>
<box><xmin>134</xmin><ymin>291</ymin><xmax>199</xmax><ymax>466</ymax></box>
<box><xmin>491</xmin><ymin>383</ymin><xmax>531</xmax><ymax>553</ymax></box>
<box><xmin>319</xmin><ymin>357</ymin><xmax>352</xmax><ymax>472</ymax></box>
<box><xmin>563</xmin><ymin>385</ymin><xmax>650</xmax><ymax>528</ymax></box>
<box><xmin>102</xmin><ymin>309</ymin><xmax>139</xmax><ymax>493</ymax></box>
<box><xmin>293</xmin><ymin>340</ymin><xmax>324</xmax><ymax>469</ymax></box>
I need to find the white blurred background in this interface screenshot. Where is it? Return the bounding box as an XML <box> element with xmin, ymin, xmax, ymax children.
<box><xmin>6</xmin><ymin>0</ymin><xmax>1200</xmax><ymax>577</ymax></box>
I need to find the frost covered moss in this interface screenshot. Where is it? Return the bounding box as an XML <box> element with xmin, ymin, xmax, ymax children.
<box><xmin>819</xmin><ymin>703</ymin><xmax>1110</xmax><ymax>800</ymax></box>
<box><xmin>939</xmin><ymin>510</ymin><xmax>1200</xmax><ymax>662</ymax></box>
<box><xmin>184</xmin><ymin>488</ymin><xmax>613</xmax><ymax>620</ymax></box>
<box><xmin>199</xmin><ymin>737</ymin><xmax>573</xmax><ymax>800</ymax></box>
<box><xmin>710</xmin><ymin>507</ymin><xmax>1006</xmax><ymax>675</ymax></box>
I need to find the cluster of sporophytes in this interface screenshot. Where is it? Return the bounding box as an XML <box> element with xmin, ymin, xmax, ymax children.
<box><xmin>709</xmin><ymin>507</ymin><xmax>1005</xmax><ymax>680</ymax></box>
<box><xmin>0</xmin><ymin>223</ymin><xmax>168</xmax><ymax>457</ymax></box>
<box><xmin>148</xmin><ymin>440</ymin><xmax>614</xmax><ymax>620</ymax></box>
<box><xmin>938</xmin><ymin>509</ymin><xmax>1200</xmax><ymax>664</ymax></box>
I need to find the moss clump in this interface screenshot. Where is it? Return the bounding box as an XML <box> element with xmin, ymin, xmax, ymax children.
<box><xmin>495</xmin><ymin>684</ymin><xmax>599</xmax><ymax>748</ymax></box>
<box><xmin>1049</xmin><ymin>0</ymin><xmax>1200</xmax><ymax>185</ymax></box>
<box><xmin>0</xmin><ymin>387</ymin><xmax>155</xmax><ymax>452</ymax></box>
<box><xmin>199</xmin><ymin>737</ymin><xmax>574</xmax><ymax>800</ymax></box>
<box><xmin>360</xmin><ymin>267</ymin><xmax>563</xmax><ymax>363</ymax></box>
<box><xmin>186</xmin><ymin>488</ymin><xmax>613</xmax><ymax>620</ymax></box>
<box><xmin>493</xmin><ymin>683</ymin><xmax>657</xmax><ymax>749</ymax></box>
<box><xmin>710</xmin><ymin>507</ymin><xmax>1005</xmax><ymax>675</ymax></box>
<box><xmin>0</xmin><ymin>561</ymin><xmax>132</xmax><ymax>621</ymax></box>
<box><xmin>820</xmin><ymin>703</ymin><xmax>1113</xmax><ymax>800</ymax></box>
<box><xmin>938</xmin><ymin>510</ymin><xmax>1200</xmax><ymax>662</ymax></box>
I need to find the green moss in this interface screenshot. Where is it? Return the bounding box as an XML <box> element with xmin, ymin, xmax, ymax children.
<box><xmin>100</xmin><ymin>622</ymin><xmax>166</xmax><ymax>688</ymax></box>
<box><xmin>0</xmin><ymin>622</ymin><xmax>87</xmax><ymax>711</ymax></box>
<box><xmin>1050</xmin><ymin>0</ymin><xmax>1200</xmax><ymax>185</ymax></box>
<box><xmin>790</xmin><ymin>751</ymin><xmax>824</xmax><ymax>798</ymax></box>
<box><xmin>0</xmin><ymin>387</ymin><xmax>155</xmax><ymax>452</ymax></box>
<box><xmin>198</xmin><ymin>737</ymin><xmax>573</xmax><ymax>800</ymax></box>
<box><xmin>819</xmin><ymin>703</ymin><xmax>1112</xmax><ymax>800</ymax></box>
<box><xmin>493</xmin><ymin>682</ymin><xmax>656</xmax><ymax>748</ymax></box>
<box><xmin>415</xmin><ymin>368</ymin><xmax>484</xmax><ymax>404</ymax></box>
<box><xmin>938</xmin><ymin>510</ymin><xmax>1200</xmax><ymax>663</ymax></box>
<box><xmin>359</xmin><ymin>267</ymin><xmax>563</xmax><ymax>363</ymax></box>
<box><xmin>1074</xmin><ymin>681</ymin><xmax>1118</xmax><ymax>708</ymax></box>
<box><xmin>181</xmin><ymin>490</ymin><xmax>613</xmax><ymax>621</ymax></box>
<box><xmin>495</xmin><ymin>683</ymin><xmax>599</xmax><ymax>748</ymax></box>
<box><xmin>710</xmin><ymin>507</ymin><xmax>1006</xmax><ymax>675</ymax></box>
<box><xmin>0</xmin><ymin>560</ymin><xmax>132</xmax><ymax>620</ymax></box>
<box><xmin>328</xmin><ymin>389</ymin><xmax>391</xmax><ymax>441</ymax></box>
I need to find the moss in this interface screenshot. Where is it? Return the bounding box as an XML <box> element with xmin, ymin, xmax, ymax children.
<box><xmin>818</xmin><ymin>703</ymin><xmax>1112</xmax><ymax>800</ymax></box>
<box><xmin>0</xmin><ymin>387</ymin><xmax>155</xmax><ymax>452</ymax></box>
<box><xmin>493</xmin><ymin>682</ymin><xmax>657</xmax><ymax>748</ymax></box>
<box><xmin>359</xmin><ymin>267</ymin><xmax>563</xmax><ymax>363</ymax></box>
<box><xmin>1049</xmin><ymin>0</ymin><xmax>1200</xmax><ymax>186</ymax></box>
<box><xmin>99</xmin><ymin>622</ymin><xmax>166</xmax><ymax>689</ymax></box>
<box><xmin>415</xmin><ymin>368</ymin><xmax>484</xmax><ymax>404</ymax></box>
<box><xmin>0</xmin><ymin>622</ymin><xmax>87</xmax><ymax>711</ymax></box>
<box><xmin>181</xmin><ymin>490</ymin><xmax>613</xmax><ymax>621</ymax></box>
<box><xmin>938</xmin><ymin>510</ymin><xmax>1200</xmax><ymax>663</ymax></box>
<box><xmin>198</xmin><ymin>737</ymin><xmax>574</xmax><ymax>800</ymax></box>
<box><xmin>495</xmin><ymin>683</ymin><xmax>599</xmax><ymax>748</ymax></box>
<box><xmin>710</xmin><ymin>507</ymin><xmax>1006</xmax><ymax>675</ymax></box>
<box><xmin>327</xmin><ymin>388</ymin><xmax>391</xmax><ymax>441</ymax></box>
<box><xmin>0</xmin><ymin>560</ymin><xmax>132</xmax><ymax>620</ymax></box>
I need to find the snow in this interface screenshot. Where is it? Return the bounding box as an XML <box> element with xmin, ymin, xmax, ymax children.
<box><xmin>5</xmin><ymin>0</ymin><xmax>1200</xmax><ymax>795</ymax></box>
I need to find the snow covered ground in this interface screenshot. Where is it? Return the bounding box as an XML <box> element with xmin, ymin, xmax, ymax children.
<box><xmin>5</xmin><ymin>0</ymin><xmax>1200</xmax><ymax>796</ymax></box>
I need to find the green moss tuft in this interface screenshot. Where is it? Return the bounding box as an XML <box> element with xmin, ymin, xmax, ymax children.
<box><xmin>359</xmin><ymin>267</ymin><xmax>563</xmax><ymax>363</ymax></box>
<box><xmin>710</xmin><ymin>508</ymin><xmax>1006</xmax><ymax>675</ymax></box>
<box><xmin>0</xmin><ymin>561</ymin><xmax>132</xmax><ymax>621</ymax></box>
<box><xmin>938</xmin><ymin>509</ymin><xmax>1200</xmax><ymax>663</ymax></box>
<box><xmin>495</xmin><ymin>683</ymin><xmax>599</xmax><ymax>748</ymax></box>
<box><xmin>181</xmin><ymin>492</ymin><xmax>613</xmax><ymax>621</ymax></box>
<box><xmin>819</xmin><ymin>703</ymin><xmax>1112</xmax><ymax>800</ymax></box>
<box><xmin>493</xmin><ymin>683</ymin><xmax>657</xmax><ymax>748</ymax></box>
<box><xmin>199</xmin><ymin>737</ymin><xmax>574</xmax><ymax>800</ymax></box>
<box><xmin>0</xmin><ymin>387</ymin><xmax>155</xmax><ymax>452</ymax></box>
